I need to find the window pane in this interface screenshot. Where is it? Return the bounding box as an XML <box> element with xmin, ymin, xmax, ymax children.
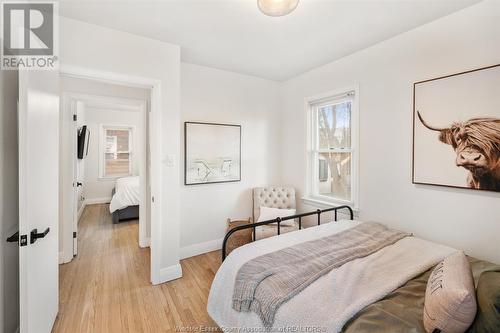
<box><xmin>318</xmin><ymin>102</ymin><xmax>351</xmax><ymax>149</ymax></box>
<box><xmin>104</xmin><ymin>128</ymin><xmax>131</xmax><ymax>177</ymax></box>
<box><xmin>105</xmin><ymin>152</ymin><xmax>130</xmax><ymax>176</ymax></box>
<box><xmin>106</xmin><ymin>129</ymin><xmax>129</xmax><ymax>152</ymax></box>
<box><xmin>318</xmin><ymin>152</ymin><xmax>351</xmax><ymax>201</ymax></box>
<box><xmin>318</xmin><ymin>159</ymin><xmax>328</xmax><ymax>182</ymax></box>
<box><xmin>105</xmin><ymin>136</ymin><xmax>117</xmax><ymax>154</ymax></box>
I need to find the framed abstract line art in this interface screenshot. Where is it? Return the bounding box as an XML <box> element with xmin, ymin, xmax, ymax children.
<box><xmin>412</xmin><ymin>64</ymin><xmax>500</xmax><ymax>192</ymax></box>
<box><xmin>184</xmin><ymin>122</ymin><xmax>241</xmax><ymax>185</ymax></box>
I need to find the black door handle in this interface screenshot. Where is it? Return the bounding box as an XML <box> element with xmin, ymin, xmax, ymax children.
<box><xmin>76</xmin><ymin>182</ymin><xmax>83</xmax><ymax>187</ymax></box>
<box><xmin>30</xmin><ymin>227</ymin><xmax>50</xmax><ymax>244</ymax></box>
<box><xmin>7</xmin><ymin>231</ymin><xmax>19</xmax><ymax>243</ymax></box>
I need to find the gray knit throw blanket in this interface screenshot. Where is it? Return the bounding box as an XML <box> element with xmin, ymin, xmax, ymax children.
<box><xmin>232</xmin><ymin>222</ymin><xmax>410</xmax><ymax>328</ymax></box>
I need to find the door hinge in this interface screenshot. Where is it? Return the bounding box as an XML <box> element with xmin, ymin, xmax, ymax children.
<box><xmin>20</xmin><ymin>234</ymin><xmax>28</xmax><ymax>247</ymax></box>
<box><xmin>73</xmin><ymin>114</ymin><xmax>77</xmax><ymax>121</ymax></box>
<box><xmin>73</xmin><ymin>231</ymin><xmax>77</xmax><ymax>239</ymax></box>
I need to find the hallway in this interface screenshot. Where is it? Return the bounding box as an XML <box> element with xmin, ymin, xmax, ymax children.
<box><xmin>53</xmin><ymin>204</ymin><xmax>220</xmax><ymax>332</ymax></box>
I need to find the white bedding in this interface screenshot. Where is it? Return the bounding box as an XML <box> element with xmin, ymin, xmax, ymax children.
<box><xmin>109</xmin><ymin>176</ymin><xmax>140</xmax><ymax>213</ymax></box>
<box><xmin>208</xmin><ymin>220</ymin><xmax>457</xmax><ymax>332</ymax></box>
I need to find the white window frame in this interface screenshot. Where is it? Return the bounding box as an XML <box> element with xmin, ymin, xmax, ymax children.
<box><xmin>304</xmin><ymin>85</ymin><xmax>359</xmax><ymax>209</ymax></box>
<box><xmin>99</xmin><ymin>124</ymin><xmax>135</xmax><ymax>180</ymax></box>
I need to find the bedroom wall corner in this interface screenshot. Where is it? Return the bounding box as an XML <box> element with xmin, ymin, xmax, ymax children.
<box><xmin>179</xmin><ymin>63</ymin><xmax>283</xmax><ymax>256</ymax></box>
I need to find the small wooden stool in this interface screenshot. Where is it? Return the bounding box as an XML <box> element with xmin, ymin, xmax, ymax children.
<box><xmin>226</xmin><ymin>218</ymin><xmax>252</xmax><ymax>256</ymax></box>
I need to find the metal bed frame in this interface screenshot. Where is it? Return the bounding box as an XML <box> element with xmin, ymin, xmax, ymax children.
<box><xmin>222</xmin><ymin>205</ymin><xmax>354</xmax><ymax>261</ymax></box>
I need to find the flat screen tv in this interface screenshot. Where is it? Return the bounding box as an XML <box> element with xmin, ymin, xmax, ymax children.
<box><xmin>77</xmin><ymin>125</ymin><xmax>90</xmax><ymax>159</ymax></box>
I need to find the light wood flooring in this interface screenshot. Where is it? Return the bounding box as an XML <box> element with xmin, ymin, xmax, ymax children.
<box><xmin>53</xmin><ymin>204</ymin><xmax>222</xmax><ymax>333</ymax></box>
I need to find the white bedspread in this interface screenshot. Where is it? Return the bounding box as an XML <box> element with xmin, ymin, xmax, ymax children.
<box><xmin>208</xmin><ymin>220</ymin><xmax>457</xmax><ymax>332</ymax></box>
<box><xmin>109</xmin><ymin>176</ymin><xmax>140</xmax><ymax>213</ymax></box>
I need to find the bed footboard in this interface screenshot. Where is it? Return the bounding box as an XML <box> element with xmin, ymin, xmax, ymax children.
<box><xmin>112</xmin><ymin>205</ymin><xmax>139</xmax><ymax>224</ymax></box>
<box><xmin>222</xmin><ymin>205</ymin><xmax>353</xmax><ymax>261</ymax></box>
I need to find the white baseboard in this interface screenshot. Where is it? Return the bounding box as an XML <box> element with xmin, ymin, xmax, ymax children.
<box><xmin>180</xmin><ymin>238</ymin><xmax>223</xmax><ymax>260</ymax></box>
<box><xmin>59</xmin><ymin>251</ymin><xmax>65</xmax><ymax>264</ymax></box>
<box><xmin>77</xmin><ymin>202</ymin><xmax>86</xmax><ymax>220</ymax></box>
<box><xmin>139</xmin><ymin>237</ymin><xmax>150</xmax><ymax>248</ymax></box>
<box><xmin>85</xmin><ymin>197</ymin><xmax>111</xmax><ymax>205</ymax></box>
<box><xmin>157</xmin><ymin>264</ymin><xmax>182</xmax><ymax>284</ymax></box>
<box><xmin>59</xmin><ymin>251</ymin><xmax>72</xmax><ymax>265</ymax></box>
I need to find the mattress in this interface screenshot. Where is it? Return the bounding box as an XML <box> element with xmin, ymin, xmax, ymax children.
<box><xmin>109</xmin><ymin>176</ymin><xmax>140</xmax><ymax>213</ymax></box>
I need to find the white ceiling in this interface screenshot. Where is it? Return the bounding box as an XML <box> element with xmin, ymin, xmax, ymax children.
<box><xmin>59</xmin><ymin>0</ymin><xmax>479</xmax><ymax>81</ymax></box>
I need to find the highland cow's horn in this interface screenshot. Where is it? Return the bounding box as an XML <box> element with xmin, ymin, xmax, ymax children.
<box><xmin>417</xmin><ymin>111</ymin><xmax>447</xmax><ymax>132</ymax></box>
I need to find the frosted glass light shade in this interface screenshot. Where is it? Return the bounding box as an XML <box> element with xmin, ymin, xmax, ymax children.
<box><xmin>257</xmin><ymin>0</ymin><xmax>299</xmax><ymax>17</ymax></box>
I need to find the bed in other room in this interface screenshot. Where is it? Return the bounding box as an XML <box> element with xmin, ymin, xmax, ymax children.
<box><xmin>109</xmin><ymin>176</ymin><xmax>140</xmax><ymax>224</ymax></box>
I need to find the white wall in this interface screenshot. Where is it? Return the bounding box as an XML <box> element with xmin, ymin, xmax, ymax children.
<box><xmin>83</xmin><ymin>107</ymin><xmax>143</xmax><ymax>201</ymax></box>
<box><xmin>60</xmin><ymin>77</ymin><xmax>152</xmax><ymax>100</ymax></box>
<box><xmin>281</xmin><ymin>1</ymin><xmax>500</xmax><ymax>264</ymax></box>
<box><xmin>0</xmin><ymin>68</ymin><xmax>19</xmax><ymax>332</ymax></box>
<box><xmin>60</xmin><ymin>17</ymin><xmax>181</xmax><ymax>283</ymax></box>
<box><xmin>179</xmin><ymin>63</ymin><xmax>282</xmax><ymax>258</ymax></box>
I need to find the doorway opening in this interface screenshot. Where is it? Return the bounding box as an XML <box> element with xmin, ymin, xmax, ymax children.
<box><xmin>59</xmin><ymin>76</ymin><xmax>153</xmax><ymax>273</ymax></box>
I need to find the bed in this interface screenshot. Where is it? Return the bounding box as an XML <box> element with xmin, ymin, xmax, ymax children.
<box><xmin>210</xmin><ymin>207</ymin><xmax>500</xmax><ymax>332</ymax></box>
<box><xmin>109</xmin><ymin>176</ymin><xmax>140</xmax><ymax>224</ymax></box>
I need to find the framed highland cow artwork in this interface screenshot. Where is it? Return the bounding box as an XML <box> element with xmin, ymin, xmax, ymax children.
<box><xmin>413</xmin><ymin>64</ymin><xmax>500</xmax><ymax>192</ymax></box>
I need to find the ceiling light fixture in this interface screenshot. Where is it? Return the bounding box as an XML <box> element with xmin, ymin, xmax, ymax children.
<box><xmin>257</xmin><ymin>0</ymin><xmax>299</xmax><ymax>17</ymax></box>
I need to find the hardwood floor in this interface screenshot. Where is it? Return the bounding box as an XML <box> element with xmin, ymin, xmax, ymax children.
<box><xmin>53</xmin><ymin>204</ymin><xmax>222</xmax><ymax>333</ymax></box>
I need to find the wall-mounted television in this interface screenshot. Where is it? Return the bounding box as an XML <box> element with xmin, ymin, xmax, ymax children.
<box><xmin>77</xmin><ymin>125</ymin><xmax>90</xmax><ymax>159</ymax></box>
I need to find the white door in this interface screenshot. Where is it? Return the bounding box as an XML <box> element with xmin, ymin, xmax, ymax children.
<box><xmin>18</xmin><ymin>69</ymin><xmax>59</xmax><ymax>333</ymax></box>
<box><xmin>72</xmin><ymin>117</ymin><xmax>78</xmax><ymax>257</ymax></box>
<box><xmin>72</xmin><ymin>100</ymin><xmax>84</xmax><ymax>257</ymax></box>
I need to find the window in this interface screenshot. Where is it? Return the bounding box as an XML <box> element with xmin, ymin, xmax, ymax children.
<box><xmin>318</xmin><ymin>159</ymin><xmax>329</xmax><ymax>182</ymax></box>
<box><xmin>306</xmin><ymin>88</ymin><xmax>358</xmax><ymax>207</ymax></box>
<box><xmin>100</xmin><ymin>126</ymin><xmax>133</xmax><ymax>178</ymax></box>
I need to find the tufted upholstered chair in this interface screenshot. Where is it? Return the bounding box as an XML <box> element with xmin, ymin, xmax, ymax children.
<box><xmin>252</xmin><ymin>186</ymin><xmax>297</xmax><ymax>239</ymax></box>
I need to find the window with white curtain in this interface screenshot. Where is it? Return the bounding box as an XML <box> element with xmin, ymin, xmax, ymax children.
<box><xmin>306</xmin><ymin>87</ymin><xmax>358</xmax><ymax>207</ymax></box>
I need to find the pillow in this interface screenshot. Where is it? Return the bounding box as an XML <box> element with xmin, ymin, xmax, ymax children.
<box><xmin>423</xmin><ymin>251</ymin><xmax>477</xmax><ymax>333</ymax></box>
<box><xmin>467</xmin><ymin>270</ymin><xmax>500</xmax><ymax>332</ymax></box>
<box><xmin>257</xmin><ymin>206</ymin><xmax>296</xmax><ymax>226</ymax></box>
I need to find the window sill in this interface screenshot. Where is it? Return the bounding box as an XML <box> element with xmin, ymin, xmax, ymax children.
<box><xmin>301</xmin><ymin>196</ymin><xmax>359</xmax><ymax>215</ymax></box>
<box><xmin>98</xmin><ymin>176</ymin><xmax>130</xmax><ymax>181</ymax></box>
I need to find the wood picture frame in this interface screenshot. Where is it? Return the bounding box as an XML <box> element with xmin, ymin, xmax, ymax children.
<box><xmin>412</xmin><ymin>64</ymin><xmax>500</xmax><ymax>192</ymax></box>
